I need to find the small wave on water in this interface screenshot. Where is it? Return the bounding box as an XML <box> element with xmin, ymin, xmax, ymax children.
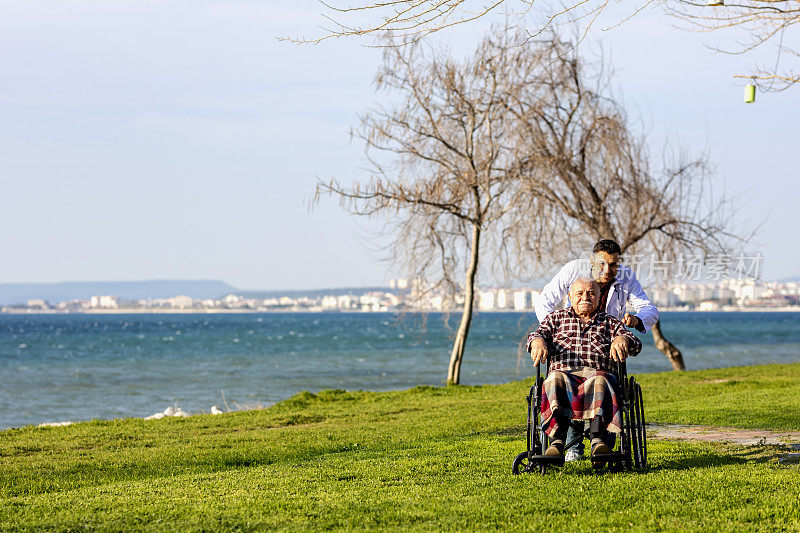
<box><xmin>0</xmin><ymin>311</ymin><xmax>799</xmax><ymax>430</ymax></box>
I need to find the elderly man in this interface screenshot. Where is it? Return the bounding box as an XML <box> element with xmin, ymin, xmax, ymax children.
<box><xmin>527</xmin><ymin>278</ymin><xmax>642</xmax><ymax>462</ymax></box>
<box><xmin>534</xmin><ymin>238</ymin><xmax>658</xmax><ymax>461</ymax></box>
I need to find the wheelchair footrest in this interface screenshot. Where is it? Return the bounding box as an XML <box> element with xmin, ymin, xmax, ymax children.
<box><xmin>525</xmin><ymin>454</ymin><xmax>566</xmax><ymax>466</ymax></box>
<box><xmin>591</xmin><ymin>452</ymin><xmax>625</xmax><ymax>463</ymax></box>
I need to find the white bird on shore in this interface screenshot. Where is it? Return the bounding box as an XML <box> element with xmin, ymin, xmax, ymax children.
<box><xmin>37</xmin><ymin>421</ymin><xmax>73</xmax><ymax>427</ymax></box>
<box><xmin>144</xmin><ymin>405</ymin><xmax>190</xmax><ymax>420</ymax></box>
<box><xmin>210</xmin><ymin>406</ymin><xmax>223</xmax><ymax>415</ymax></box>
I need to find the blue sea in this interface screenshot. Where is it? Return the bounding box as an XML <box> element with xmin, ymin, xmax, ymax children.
<box><xmin>1</xmin><ymin>311</ymin><xmax>799</xmax><ymax>430</ymax></box>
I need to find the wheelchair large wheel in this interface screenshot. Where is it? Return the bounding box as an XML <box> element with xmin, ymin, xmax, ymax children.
<box><xmin>635</xmin><ymin>382</ymin><xmax>647</xmax><ymax>468</ymax></box>
<box><xmin>619</xmin><ymin>376</ymin><xmax>634</xmax><ymax>470</ymax></box>
<box><xmin>629</xmin><ymin>378</ymin><xmax>647</xmax><ymax>469</ymax></box>
<box><xmin>625</xmin><ymin>376</ymin><xmax>638</xmax><ymax>469</ymax></box>
<box><xmin>532</xmin><ymin>377</ymin><xmax>549</xmax><ymax>474</ymax></box>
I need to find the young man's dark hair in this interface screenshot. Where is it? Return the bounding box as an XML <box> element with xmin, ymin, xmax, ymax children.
<box><xmin>592</xmin><ymin>239</ymin><xmax>621</xmax><ymax>256</ymax></box>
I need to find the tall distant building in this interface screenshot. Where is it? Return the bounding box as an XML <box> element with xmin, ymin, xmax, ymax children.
<box><xmin>496</xmin><ymin>289</ymin><xmax>511</xmax><ymax>309</ymax></box>
<box><xmin>168</xmin><ymin>295</ymin><xmax>193</xmax><ymax>309</ymax></box>
<box><xmin>90</xmin><ymin>295</ymin><xmax>118</xmax><ymax>309</ymax></box>
<box><xmin>513</xmin><ymin>290</ymin><xmax>529</xmax><ymax>310</ymax></box>
<box><xmin>478</xmin><ymin>290</ymin><xmax>495</xmax><ymax>311</ymax></box>
<box><xmin>389</xmin><ymin>278</ymin><xmax>409</xmax><ymax>290</ymax></box>
<box><xmin>26</xmin><ymin>299</ymin><xmax>50</xmax><ymax>310</ymax></box>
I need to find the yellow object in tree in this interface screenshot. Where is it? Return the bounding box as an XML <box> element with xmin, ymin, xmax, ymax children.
<box><xmin>744</xmin><ymin>85</ymin><xmax>756</xmax><ymax>103</ymax></box>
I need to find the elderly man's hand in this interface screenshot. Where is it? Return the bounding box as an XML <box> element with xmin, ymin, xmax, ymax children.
<box><xmin>529</xmin><ymin>337</ymin><xmax>548</xmax><ymax>366</ymax></box>
<box><xmin>610</xmin><ymin>336</ymin><xmax>630</xmax><ymax>362</ymax></box>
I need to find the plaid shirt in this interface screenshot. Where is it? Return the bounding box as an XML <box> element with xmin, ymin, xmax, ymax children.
<box><xmin>527</xmin><ymin>308</ymin><xmax>642</xmax><ymax>374</ymax></box>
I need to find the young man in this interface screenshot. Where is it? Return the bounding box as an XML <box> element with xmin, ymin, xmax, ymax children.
<box><xmin>532</xmin><ymin>239</ymin><xmax>659</xmax><ymax>461</ymax></box>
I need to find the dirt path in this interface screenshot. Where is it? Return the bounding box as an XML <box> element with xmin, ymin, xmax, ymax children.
<box><xmin>648</xmin><ymin>423</ymin><xmax>800</xmax><ymax>463</ymax></box>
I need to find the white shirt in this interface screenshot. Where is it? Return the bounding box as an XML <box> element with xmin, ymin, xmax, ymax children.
<box><xmin>534</xmin><ymin>259</ymin><xmax>660</xmax><ymax>332</ymax></box>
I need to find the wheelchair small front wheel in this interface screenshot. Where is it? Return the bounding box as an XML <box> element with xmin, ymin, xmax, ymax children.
<box><xmin>512</xmin><ymin>451</ymin><xmax>533</xmax><ymax>475</ymax></box>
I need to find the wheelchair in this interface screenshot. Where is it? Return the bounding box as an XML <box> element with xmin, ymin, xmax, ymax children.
<box><xmin>512</xmin><ymin>356</ymin><xmax>647</xmax><ymax>474</ymax></box>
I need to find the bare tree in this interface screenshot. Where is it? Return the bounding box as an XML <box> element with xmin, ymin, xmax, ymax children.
<box><xmin>313</xmin><ymin>29</ymin><xmax>555</xmax><ymax>384</ymax></box>
<box><xmin>501</xmin><ymin>35</ymin><xmax>749</xmax><ymax>370</ymax></box>
<box><xmin>316</xmin><ymin>26</ymin><xmax>749</xmax><ymax>380</ymax></box>
<box><xmin>666</xmin><ymin>0</ymin><xmax>800</xmax><ymax>91</ymax></box>
<box><xmin>296</xmin><ymin>0</ymin><xmax>800</xmax><ymax>91</ymax></box>
<box><xmin>293</xmin><ymin>1</ymin><xmax>534</xmax><ymax>43</ymax></box>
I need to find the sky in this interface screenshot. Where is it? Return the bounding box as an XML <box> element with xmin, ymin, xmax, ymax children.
<box><xmin>0</xmin><ymin>0</ymin><xmax>797</xmax><ymax>290</ymax></box>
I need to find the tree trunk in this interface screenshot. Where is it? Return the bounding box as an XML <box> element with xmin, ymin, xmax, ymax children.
<box><xmin>447</xmin><ymin>223</ymin><xmax>481</xmax><ymax>385</ymax></box>
<box><xmin>650</xmin><ymin>319</ymin><xmax>686</xmax><ymax>371</ymax></box>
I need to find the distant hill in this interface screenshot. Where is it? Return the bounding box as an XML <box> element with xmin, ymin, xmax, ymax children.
<box><xmin>779</xmin><ymin>276</ymin><xmax>800</xmax><ymax>283</ymax></box>
<box><xmin>239</xmin><ymin>286</ymin><xmax>401</xmax><ymax>299</ymax></box>
<box><xmin>0</xmin><ymin>280</ymin><xmax>239</xmax><ymax>306</ymax></box>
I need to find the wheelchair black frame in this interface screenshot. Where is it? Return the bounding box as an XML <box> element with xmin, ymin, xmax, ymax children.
<box><xmin>512</xmin><ymin>357</ymin><xmax>647</xmax><ymax>474</ymax></box>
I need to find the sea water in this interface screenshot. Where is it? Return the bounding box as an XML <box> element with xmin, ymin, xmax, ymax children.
<box><xmin>1</xmin><ymin>311</ymin><xmax>799</xmax><ymax>429</ymax></box>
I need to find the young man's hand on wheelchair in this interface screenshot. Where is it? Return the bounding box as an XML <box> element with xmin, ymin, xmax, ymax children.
<box><xmin>622</xmin><ymin>313</ymin><xmax>643</xmax><ymax>330</ymax></box>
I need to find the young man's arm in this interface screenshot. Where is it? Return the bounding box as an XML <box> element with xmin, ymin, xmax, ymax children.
<box><xmin>609</xmin><ymin>316</ymin><xmax>643</xmax><ymax>357</ymax></box>
<box><xmin>623</xmin><ymin>269</ymin><xmax>660</xmax><ymax>333</ymax></box>
<box><xmin>534</xmin><ymin>261</ymin><xmax>579</xmax><ymax>323</ymax></box>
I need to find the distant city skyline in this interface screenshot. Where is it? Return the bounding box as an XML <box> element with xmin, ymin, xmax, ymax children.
<box><xmin>5</xmin><ymin>276</ymin><xmax>799</xmax><ymax>313</ymax></box>
<box><xmin>1</xmin><ymin>1</ymin><xmax>797</xmax><ymax>289</ymax></box>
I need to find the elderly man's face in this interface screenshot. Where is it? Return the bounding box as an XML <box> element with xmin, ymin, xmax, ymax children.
<box><xmin>570</xmin><ymin>279</ymin><xmax>600</xmax><ymax>315</ymax></box>
<box><xmin>591</xmin><ymin>251</ymin><xmax>619</xmax><ymax>285</ymax></box>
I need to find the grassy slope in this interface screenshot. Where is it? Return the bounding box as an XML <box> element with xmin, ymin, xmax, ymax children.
<box><xmin>1</xmin><ymin>363</ymin><xmax>799</xmax><ymax>531</ymax></box>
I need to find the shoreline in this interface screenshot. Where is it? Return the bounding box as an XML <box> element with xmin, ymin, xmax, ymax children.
<box><xmin>9</xmin><ymin>360</ymin><xmax>800</xmax><ymax>432</ymax></box>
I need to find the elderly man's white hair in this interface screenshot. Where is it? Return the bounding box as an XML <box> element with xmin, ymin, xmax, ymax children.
<box><xmin>569</xmin><ymin>277</ymin><xmax>600</xmax><ymax>292</ymax></box>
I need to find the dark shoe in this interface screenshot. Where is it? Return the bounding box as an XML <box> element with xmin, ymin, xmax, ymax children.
<box><xmin>591</xmin><ymin>440</ymin><xmax>611</xmax><ymax>467</ymax></box>
<box><xmin>545</xmin><ymin>440</ymin><xmax>564</xmax><ymax>458</ymax></box>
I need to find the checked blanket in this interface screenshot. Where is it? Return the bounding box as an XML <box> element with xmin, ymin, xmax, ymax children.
<box><xmin>540</xmin><ymin>368</ymin><xmax>622</xmax><ymax>437</ymax></box>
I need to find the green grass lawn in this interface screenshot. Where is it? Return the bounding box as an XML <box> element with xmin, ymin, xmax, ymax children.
<box><xmin>1</xmin><ymin>363</ymin><xmax>799</xmax><ymax>531</ymax></box>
